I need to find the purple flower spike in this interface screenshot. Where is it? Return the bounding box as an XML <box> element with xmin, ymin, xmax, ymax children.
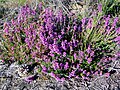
<box><xmin>74</xmin><ymin>53</ymin><xmax>77</xmax><ymax>60</ymax></box>
<box><xmin>92</xmin><ymin>11</ymin><xmax>97</xmax><ymax>16</ymax></box>
<box><xmin>2</xmin><ymin>60</ymin><xmax>4</xmax><ymax>63</ymax></box>
<box><xmin>86</xmin><ymin>72</ymin><xmax>90</xmax><ymax>76</ymax></box>
<box><xmin>114</xmin><ymin>36</ymin><xmax>120</xmax><ymax>41</ymax></box>
<box><xmin>100</xmin><ymin>71</ymin><xmax>102</xmax><ymax>76</ymax></box>
<box><xmin>4</xmin><ymin>27</ymin><xmax>9</xmax><ymax>35</ymax></box>
<box><xmin>81</xmin><ymin>18</ymin><xmax>86</xmax><ymax>27</ymax></box>
<box><xmin>111</xmin><ymin>17</ymin><xmax>119</xmax><ymax>29</ymax></box>
<box><xmin>49</xmin><ymin>52</ymin><xmax>55</xmax><ymax>57</ymax></box>
<box><xmin>61</xmin><ymin>40</ymin><xmax>67</xmax><ymax>51</ymax></box>
<box><xmin>50</xmin><ymin>72</ymin><xmax>56</xmax><ymax>78</ymax></box>
<box><xmin>63</xmin><ymin>52</ymin><xmax>66</xmax><ymax>57</ymax></box>
<box><xmin>83</xmin><ymin>70</ymin><xmax>86</xmax><ymax>74</ymax></box>
<box><xmin>79</xmin><ymin>50</ymin><xmax>84</xmax><ymax>58</ymax></box>
<box><xmin>64</xmin><ymin>62</ymin><xmax>69</xmax><ymax>70</ymax></box>
<box><xmin>60</xmin><ymin>77</ymin><xmax>65</xmax><ymax>82</ymax></box>
<box><xmin>114</xmin><ymin>36</ymin><xmax>120</xmax><ymax>44</ymax></box>
<box><xmin>38</xmin><ymin>2</ymin><xmax>42</xmax><ymax>10</ymax></box>
<box><xmin>94</xmin><ymin>71</ymin><xmax>98</xmax><ymax>75</ymax></box>
<box><xmin>53</xmin><ymin>62</ymin><xmax>59</xmax><ymax>70</ymax></box>
<box><xmin>67</xmin><ymin>25</ymin><xmax>70</xmax><ymax>31</ymax></box>
<box><xmin>86</xmin><ymin>45</ymin><xmax>91</xmax><ymax>54</ymax></box>
<box><xmin>90</xmin><ymin>51</ymin><xmax>94</xmax><ymax>57</ymax></box>
<box><xmin>87</xmin><ymin>18</ymin><xmax>93</xmax><ymax>29</ymax></box>
<box><xmin>24</xmin><ymin>77</ymin><xmax>34</xmax><ymax>83</ymax></box>
<box><xmin>87</xmin><ymin>58</ymin><xmax>92</xmax><ymax>64</ymax></box>
<box><xmin>116</xmin><ymin>27</ymin><xmax>120</xmax><ymax>34</ymax></box>
<box><xmin>11</xmin><ymin>19</ymin><xmax>16</xmax><ymax>25</ymax></box>
<box><xmin>104</xmin><ymin>73</ymin><xmax>110</xmax><ymax>77</ymax></box>
<box><xmin>73</xmin><ymin>39</ymin><xmax>78</xmax><ymax>47</ymax></box>
<box><xmin>69</xmin><ymin>70</ymin><xmax>76</xmax><ymax>77</ymax></box>
<box><xmin>104</xmin><ymin>15</ymin><xmax>110</xmax><ymax>28</ymax></box>
<box><xmin>55</xmin><ymin>76</ymin><xmax>61</xmax><ymax>81</ymax></box>
<box><xmin>42</xmin><ymin>66</ymin><xmax>47</xmax><ymax>74</ymax></box>
<box><xmin>74</xmin><ymin>25</ymin><xmax>77</xmax><ymax>31</ymax></box>
<box><xmin>53</xmin><ymin>44</ymin><xmax>61</xmax><ymax>54</ymax></box>
<box><xmin>98</xmin><ymin>4</ymin><xmax>102</xmax><ymax>12</ymax></box>
<box><xmin>24</xmin><ymin>74</ymin><xmax>38</xmax><ymax>83</ymax></box>
<box><xmin>116</xmin><ymin>52</ymin><xmax>120</xmax><ymax>57</ymax></box>
<box><xmin>77</xmin><ymin>64</ymin><xmax>80</xmax><ymax>68</ymax></box>
<box><xmin>75</xmin><ymin>76</ymin><xmax>79</xmax><ymax>79</ymax></box>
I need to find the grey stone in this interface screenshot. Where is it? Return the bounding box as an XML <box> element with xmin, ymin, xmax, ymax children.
<box><xmin>56</xmin><ymin>83</ymin><xmax>68</xmax><ymax>90</ymax></box>
<box><xmin>0</xmin><ymin>63</ymin><xmax>119</xmax><ymax>90</ymax></box>
<box><xmin>32</xmin><ymin>84</ymin><xmax>42</xmax><ymax>90</ymax></box>
<box><xmin>114</xmin><ymin>61</ymin><xmax>120</xmax><ymax>69</ymax></box>
<box><xmin>1</xmin><ymin>84</ymin><xmax>8</xmax><ymax>90</ymax></box>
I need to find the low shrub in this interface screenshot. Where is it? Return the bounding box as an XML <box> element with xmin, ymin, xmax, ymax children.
<box><xmin>0</xmin><ymin>3</ymin><xmax>120</xmax><ymax>81</ymax></box>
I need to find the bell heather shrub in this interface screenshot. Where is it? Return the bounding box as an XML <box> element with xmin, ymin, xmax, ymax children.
<box><xmin>0</xmin><ymin>3</ymin><xmax>120</xmax><ymax>81</ymax></box>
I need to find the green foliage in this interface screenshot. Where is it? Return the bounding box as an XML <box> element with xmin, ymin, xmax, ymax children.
<box><xmin>99</xmin><ymin>0</ymin><xmax>120</xmax><ymax>16</ymax></box>
<box><xmin>0</xmin><ymin>0</ymin><xmax>6</xmax><ymax>3</ymax></box>
<box><xmin>18</xmin><ymin>0</ymin><xmax>26</xmax><ymax>6</ymax></box>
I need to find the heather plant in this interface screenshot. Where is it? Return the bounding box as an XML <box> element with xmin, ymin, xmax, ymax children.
<box><xmin>0</xmin><ymin>3</ymin><xmax>120</xmax><ymax>82</ymax></box>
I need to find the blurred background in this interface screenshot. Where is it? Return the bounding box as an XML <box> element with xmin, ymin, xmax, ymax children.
<box><xmin>0</xmin><ymin>0</ymin><xmax>120</xmax><ymax>31</ymax></box>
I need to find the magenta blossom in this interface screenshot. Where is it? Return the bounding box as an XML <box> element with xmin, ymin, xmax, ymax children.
<box><xmin>87</xmin><ymin>58</ymin><xmax>92</xmax><ymax>64</ymax></box>
<box><xmin>64</xmin><ymin>62</ymin><xmax>69</xmax><ymax>70</ymax></box>
<box><xmin>114</xmin><ymin>36</ymin><xmax>120</xmax><ymax>44</ymax></box>
<box><xmin>24</xmin><ymin>74</ymin><xmax>38</xmax><ymax>83</ymax></box>
<box><xmin>98</xmin><ymin>4</ymin><xmax>102</xmax><ymax>12</ymax></box>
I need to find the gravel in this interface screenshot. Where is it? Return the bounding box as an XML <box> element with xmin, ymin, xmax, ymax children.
<box><xmin>0</xmin><ymin>58</ymin><xmax>120</xmax><ymax>90</ymax></box>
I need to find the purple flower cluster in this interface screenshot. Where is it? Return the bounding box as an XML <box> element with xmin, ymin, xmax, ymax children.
<box><xmin>98</xmin><ymin>4</ymin><xmax>102</xmax><ymax>12</ymax></box>
<box><xmin>1</xmin><ymin>3</ymin><xmax>120</xmax><ymax>82</ymax></box>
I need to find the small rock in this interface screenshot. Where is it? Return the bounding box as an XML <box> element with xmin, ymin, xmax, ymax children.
<box><xmin>114</xmin><ymin>60</ymin><xmax>120</xmax><ymax>69</ymax></box>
